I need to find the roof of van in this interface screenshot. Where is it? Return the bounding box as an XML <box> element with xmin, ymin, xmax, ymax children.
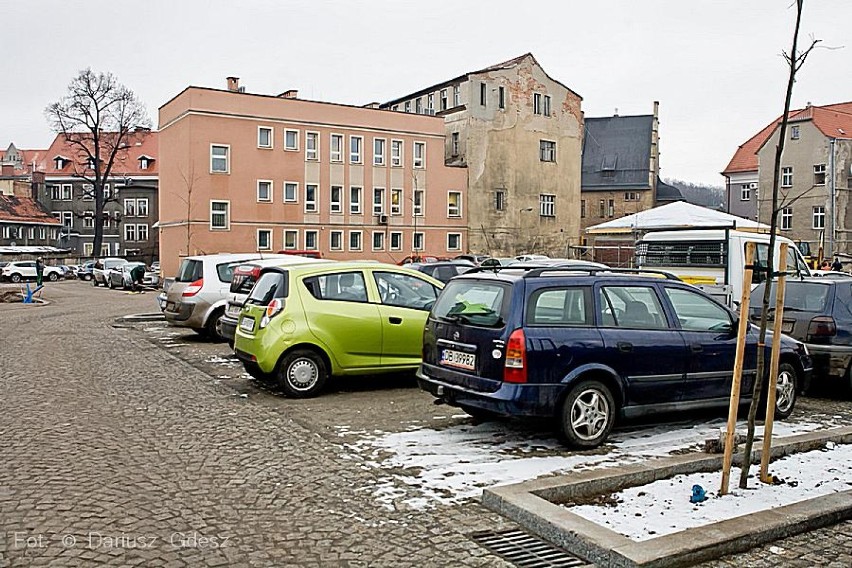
<box><xmin>640</xmin><ymin>229</ymin><xmax>793</xmax><ymax>243</ymax></box>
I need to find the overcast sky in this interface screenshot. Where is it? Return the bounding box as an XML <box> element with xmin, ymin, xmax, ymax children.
<box><xmin>2</xmin><ymin>0</ymin><xmax>849</xmax><ymax>186</ymax></box>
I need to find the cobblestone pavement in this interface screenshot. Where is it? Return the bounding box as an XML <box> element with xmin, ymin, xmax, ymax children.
<box><xmin>2</xmin><ymin>281</ymin><xmax>852</xmax><ymax>567</ymax></box>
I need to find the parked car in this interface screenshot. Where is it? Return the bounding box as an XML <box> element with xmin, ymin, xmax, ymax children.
<box><xmin>162</xmin><ymin>253</ymin><xmax>292</xmax><ymax>339</ymax></box>
<box><xmin>453</xmin><ymin>254</ymin><xmax>491</xmax><ymax>266</ymax></box>
<box><xmin>513</xmin><ymin>258</ymin><xmax>609</xmax><ymax>269</ymax></box>
<box><xmin>234</xmin><ymin>262</ymin><xmax>443</xmax><ymax>397</ymax></box>
<box><xmin>92</xmin><ymin>258</ymin><xmax>126</xmax><ymax>286</ymax></box>
<box><xmin>397</xmin><ymin>254</ymin><xmax>449</xmax><ymax>265</ymax></box>
<box><xmin>150</xmin><ymin>261</ymin><xmax>161</xmax><ymax>274</ymax></box>
<box><xmin>480</xmin><ymin>257</ymin><xmax>520</xmax><ymax>268</ymax></box>
<box><xmin>275</xmin><ymin>249</ymin><xmax>323</xmax><ymax>259</ymax></box>
<box><xmin>220</xmin><ymin>256</ymin><xmax>329</xmax><ymax>345</ymax></box>
<box><xmin>107</xmin><ymin>262</ymin><xmax>160</xmax><ymax>289</ymax></box>
<box><xmin>751</xmin><ymin>277</ymin><xmax>852</xmax><ymax>388</ymax></box>
<box><xmin>417</xmin><ymin>265</ymin><xmax>812</xmax><ymax>448</ymax></box>
<box><xmin>405</xmin><ymin>261</ymin><xmax>474</xmax><ymax>284</ymax></box>
<box><xmin>515</xmin><ymin>254</ymin><xmax>550</xmax><ymax>262</ymax></box>
<box><xmin>1</xmin><ymin>261</ymin><xmax>63</xmax><ymax>283</ymax></box>
<box><xmin>77</xmin><ymin>261</ymin><xmax>96</xmax><ymax>281</ymax></box>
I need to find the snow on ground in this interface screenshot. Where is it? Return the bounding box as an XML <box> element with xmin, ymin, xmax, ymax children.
<box><xmin>568</xmin><ymin>441</ymin><xmax>852</xmax><ymax>541</ymax></box>
<box><xmin>343</xmin><ymin>415</ymin><xmax>846</xmax><ymax>511</ymax></box>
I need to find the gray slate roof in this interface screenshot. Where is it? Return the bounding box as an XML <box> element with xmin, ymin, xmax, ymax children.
<box><xmin>582</xmin><ymin>115</ymin><xmax>654</xmax><ymax>190</ymax></box>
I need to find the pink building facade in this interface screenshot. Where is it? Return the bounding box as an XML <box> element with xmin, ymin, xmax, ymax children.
<box><xmin>158</xmin><ymin>82</ymin><xmax>468</xmax><ymax>276</ymax></box>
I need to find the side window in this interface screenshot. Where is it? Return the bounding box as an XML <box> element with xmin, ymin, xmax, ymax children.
<box><xmin>302</xmin><ymin>272</ymin><xmax>368</xmax><ymax>303</ymax></box>
<box><xmin>753</xmin><ymin>243</ymin><xmax>769</xmax><ymax>284</ymax></box>
<box><xmin>528</xmin><ymin>287</ymin><xmax>592</xmax><ymax>326</ymax></box>
<box><xmin>598</xmin><ymin>286</ymin><xmax>667</xmax><ymax>329</ymax></box>
<box><xmin>373</xmin><ymin>271</ymin><xmax>438</xmax><ymax>310</ymax></box>
<box><xmin>664</xmin><ymin>287</ymin><xmax>732</xmax><ymax>332</ymax></box>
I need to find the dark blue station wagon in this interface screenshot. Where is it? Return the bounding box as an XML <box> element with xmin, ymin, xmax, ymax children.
<box><xmin>417</xmin><ymin>267</ymin><xmax>813</xmax><ymax>448</ymax></box>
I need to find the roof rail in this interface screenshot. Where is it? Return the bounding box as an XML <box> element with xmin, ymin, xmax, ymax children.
<box><xmin>521</xmin><ymin>266</ymin><xmax>681</xmax><ymax>280</ymax></box>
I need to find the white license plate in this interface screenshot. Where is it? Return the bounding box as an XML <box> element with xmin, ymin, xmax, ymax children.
<box><xmin>227</xmin><ymin>304</ymin><xmax>241</xmax><ymax>318</ymax></box>
<box><xmin>239</xmin><ymin>316</ymin><xmax>255</xmax><ymax>333</ymax></box>
<box><xmin>441</xmin><ymin>349</ymin><xmax>476</xmax><ymax>370</ymax></box>
<box><xmin>782</xmin><ymin>321</ymin><xmax>794</xmax><ymax>333</ymax></box>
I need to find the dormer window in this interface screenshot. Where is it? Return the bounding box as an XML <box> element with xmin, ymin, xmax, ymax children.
<box><xmin>138</xmin><ymin>155</ymin><xmax>154</xmax><ymax>170</ymax></box>
<box><xmin>53</xmin><ymin>156</ymin><xmax>68</xmax><ymax>169</ymax></box>
<box><xmin>87</xmin><ymin>157</ymin><xmax>96</xmax><ymax>170</ymax></box>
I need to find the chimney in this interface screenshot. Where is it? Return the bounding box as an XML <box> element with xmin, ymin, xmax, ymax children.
<box><xmin>279</xmin><ymin>89</ymin><xmax>298</xmax><ymax>99</ymax></box>
<box><xmin>227</xmin><ymin>77</ymin><xmax>240</xmax><ymax>92</ymax></box>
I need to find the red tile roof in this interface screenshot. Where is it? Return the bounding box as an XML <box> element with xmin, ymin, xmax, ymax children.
<box><xmin>722</xmin><ymin>111</ymin><xmax>799</xmax><ymax>175</ymax></box>
<box><xmin>40</xmin><ymin>130</ymin><xmax>158</xmax><ymax>176</ymax></box>
<box><xmin>0</xmin><ymin>195</ymin><xmax>61</xmax><ymax>225</ymax></box>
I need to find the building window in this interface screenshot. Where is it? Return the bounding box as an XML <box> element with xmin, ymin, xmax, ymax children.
<box><xmin>415</xmin><ymin>97</ymin><xmax>423</xmax><ymax>114</ymax></box>
<box><xmin>447</xmin><ymin>233</ymin><xmax>461</xmax><ymax>251</ymax></box>
<box><xmin>349</xmin><ymin>230</ymin><xmax>362</xmax><ymax>251</ymax></box>
<box><xmin>138</xmin><ymin>224</ymin><xmax>148</xmax><ymax>241</ymax></box>
<box><xmin>453</xmin><ymin>85</ymin><xmax>461</xmax><ymax>107</ymax></box>
<box><xmin>305</xmin><ymin>132</ymin><xmax>319</xmax><ymax>161</ymax></box>
<box><xmin>440</xmin><ymin>89</ymin><xmax>448</xmax><ymax>110</ymax></box>
<box><xmin>533</xmin><ymin>93</ymin><xmax>542</xmax><ymax>115</ymax></box>
<box><xmin>791</xmin><ymin>126</ymin><xmax>800</xmax><ymax>140</ymax></box>
<box><xmin>210</xmin><ymin>200</ymin><xmax>230</xmax><ymax>230</ymax></box>
<box><xmin>285</xmin><ymin>129</ymin><xmax>299</xmax><ymax>151</ymax></box>
<box><xmin>61</xmin><ymin>184</ymin><xmax>72</xmax><ymax>200</ymax></box>
<box><xmin>137</xmin><ymin>198</ymin><xmax>148</xmax><ymax>217</ymax></box>
<box><xmin>813</xmin><ymin>206</ymin><xmax>825</xmax><ymax>229</ymax></box>
<box><xmin>498</xmin><ymin>86</ymin><xmax>505</xmax><ymax>109</ymax></box>
<box><xmin>544</xmin><ymin>95</ymin><xmax>551</xmax><ymax>117</ymax></box>
<box><xmin>413</xmin><ymin>189</ymin><xmax>424</xmax><ymax>216</ymax></box>
<box><xmin>284</xmin><ymin>182</ymin><xmax>298</xmax><ymax>203</ymax></box>
<box><xmin>413</xmin><ymin>232</ymin><xmax>424</xmax><ymax>251</ymax></box>
<box><xmin>257</xmin><ymin>229</ymin><xmax>272</xmax><ymax>251</ymax></box>
<box><xmin>390</xmin><ymin>231</ymin><xmax>402</xmax><ymax>251</ymax></box>
<box><xmin>49</xmin><ymin>185</ymin><xmax>60</xmax><ymax>200</ymax></box>
<box><xmin>330</xmin><ymin>134</ymin><xmax>343</xmax><ymax>162</ymax></box>
<box><xmin>480</xmin><ymin>82</ymin><xmax>487</xmax><ymax>106</ymax></box>
<box><xmin>599</xmin><ymin>200</ymin><xmax>606</xmax><ymax>218</ymax></box>
<box><xmin>125</xmin><ymin>224</ymin><xmax>136</xmax><ymax>242</ymax></box>
<box><xmin>350</xmin><ymin>186</ymin><xmax>362</xmax><ymax>214</ymax></box>
<box><xmin>210</xmin><ymin>145</ymin><xmax>229</xmax><ymax>173</ymax></box>
<box><xmin>624</xmin><ymin>192</ymin><xmax>640</xmax><ymax>202</ymax></box>
<box><xmin>305</xmin><ymin>184</ymin><xmax>318</xmax><ymax>213</ymax></box>
<box><xmin>84</xmin><ymin>213</ymin><xmax>94</xmax><ymax>228</ymax></box>
<box><xmin>391</xmin><ymin>139</ymin><xmax>403</xmax><ymax>167</ymax></box>
<box><xmin>781</xmin><ymin>207</ymin><xmax>793</xmax><ymax>230</ymax></box>
<box><xmin>87</xmin><ymin>157</ymin><xmax>96</xmax><ymax>170</ymax></box>
<box><xmin>741</xmin><ymin>184</ymin><xmax>751</xmax><ymax>201</ymax></box>
<box><xmin>80</xmin><ymin>184</ymin><xmax>94</xmax><ymax>201</ymax></box>
<box><xmin>782</xmin><ymin>166</ymin><xmax>793</xmax><ymax>187</ymax></box>
<box><xmin>427</xmin><ymin>93</ymin><xmax>435</xmax><ymax>114</ymax></box>
<box><xmin>540</xmin><ymin>140</ymin><xmax>556</xmax><ymax>162</ymax></box>
<box><xmin>447</xmin><ymin>191</ymin><xmax>461</xmax><ymax>217</ymax></box>
<box><xmin>139</xmin><ymin>157</ymin><xmax>149</xmax><ymax>170</ymax></box>
<box><xmin>54</xmin><ymin>157</ymin><xmax>65</xmax><ymax>170</ymax></box>
<box><xmin>330</xmin><ymin>185</ymin><xmax>343</xmax><ymax>214</ymax></box>
<box><xmin>814</xmin><ymin>164</ymin><xmax>826</xmax><ymax>186</ymax></box>
<box><xmin>373</xmin><ymin>187</ymin><xmax>385</xmax><ymax>216</ymax></box>
<box><xmin>258</xmin><ymin>126</ymin><xmax>273</xmax><ymax>149</ymax></box>
<box><xmin>304</xmin><ymin>230</ymin><xmax>318</xmax><ymax>250</ymax></box>
<box><xmin>124</xmin><ymin>199</ymin><xmax>136</xmax><ymax>217</ymax></box>
<box><xmin>39</xmin><ymin>227</ymin><xmax>46</xmax><ymax>239</ymax></box>
<box><xmin>330</xmin><ymin>230</ymin><xmax>343</xmax><ymax>251</ymax></box>
<box><xmin>373</xmin><ymin>138</ymin><xmax>386</xmax><ymax>166</ymax></box>
<box><xmin>494</xmin><ymin>190</ymin><xmax>506</xmax><ymax>211</ymax></box>
<box><xmin>103</xmin><ymin>184</ymin><xmax>111</xmax><ymax>200</ymax></box>
<box><xmin>608</xmin><ymin>199</ymin><xmax>615</xmax><ymax>217</ymax></box>
<box><xmin>391</xmin><ymin>189</ymin><xmax>402</xmax><ymax>215</ymax></box>
<box><xmin>581</xmin><ymin>199</ymin><xmax>586</xmax><ymax>218</ymax></box>
<box><xmin>284</xmin><ymin>230</ymin><xmax>298</xmax><ymax>250</ymax></box>
<box><xmin>404</xmin><ymin>101</ymin><xmax>411</xmax><ymax>113</ymax></box>
<box><xmin>350</xmin><ymin>136</ymin><xmax>363</xmax><ymax>163</ymax></box>
<box><xmin>413</xmin><ymin>142</ymin><xmax>425</xmax><ymax>168</ymax></box>
<box><xmin>257</xmin><ymin>180</ymin><xmax>272</xmax><ymax>202</ymax></box>
<box><xmin>540</xmin><ymin>194</ymin><xmax>556</xmax><ymax>217</ymax></box>
<box><xmin>451</xmin><ymin>132</ymin><xmax>459</xmax><ymax>157</ymax></box>
<box><xmin>372</xmin><ymin>231</ymin><xmax>385</xmax><ymax>251</ymax></box>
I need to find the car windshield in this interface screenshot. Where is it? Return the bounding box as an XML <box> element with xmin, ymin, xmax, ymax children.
<box><xmin>753</xmin><ymin>281</ymin><xmax>832</xmax><ymax>313</ymax></box>
<box><xmin>175</xmin><ymin>259</ymin><xmax>203</xmax><ymax>282</ymax></box>
<box><xmin>246</xmin><ymin>272</ymin><xmax>289</xmax><ymax>306</ymax></box>
<box><xmin>432</xmin><ymin>280</ymin><xmax>508</xmax><ymax>327</ymax></box>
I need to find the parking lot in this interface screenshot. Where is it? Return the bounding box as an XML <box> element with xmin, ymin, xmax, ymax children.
<box><xmin>3</xmin><ymin>280</ymin><xmax>852</xmax><ymax>567</ymax></box>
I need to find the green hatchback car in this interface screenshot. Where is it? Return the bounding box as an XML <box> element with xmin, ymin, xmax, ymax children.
<box><xmin>234</xmin><ymin>261</ymin><xmax>444</xmax><ymax>397</ymax></box>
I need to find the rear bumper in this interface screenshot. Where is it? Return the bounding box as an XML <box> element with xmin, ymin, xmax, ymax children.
<box><xmin>804</xmin><ymin>343</ymin><xmax>852</xmax><ymax>380</ymax></box>
<box><xmin>220</xmin><ymin>314</ymin><xmax>238</xmax><ymax>342</ymax></box>
<box><xmin>416</xmin><ymin>363</ymin><xmax>564</xmax><ymax>418</ymax></box>
<box><xmin>163</xmin><ymin>300</ymin><xmax>205</xmax><ymax>328</ymax></box>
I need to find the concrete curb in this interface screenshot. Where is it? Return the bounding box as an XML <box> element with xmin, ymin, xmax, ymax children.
<box><xmin>482</xmin><ymin>427</ymin><xmax>852</xmax><ymax>567</ymax></box>
<box><xmin>116</xmin><ymin>312</ymin><xmax>166</xmax><ymax>322</ymax></box>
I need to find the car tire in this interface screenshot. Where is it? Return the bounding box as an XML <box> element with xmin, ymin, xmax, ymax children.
<box><xmin>277</xmin><ymin>350</ymin><xmax>328</xmax><ymax>398</ymax></box>
<box><xmin>108</xmin><ymin>278</ymin><xmax>115</xmax><ymax>289</ymax></box>
<box><xmin>92</xmin><ymin>277</ymin><xmax>99</xmax><ymax>287</ymax></box>
<box><xmin>761</xmin><ymin>362</ymin><xmax>798</xmax><ymax>420</ymax></box>
<box><xmin>204</xmin><ymin>308</ymin><xmax>226</xmax><ymax>341</ymax></box>
<box><xmin>10</xmin><ymin>273</ymin><xmax>21</xmax><ymax>283</ymax></box>
<box><xmin>460</xmin><ymin>405</ymin><xmax>501</xmax><ymax>422</ymax></box>
<box><xmin>559</xmin><ymin>380</ymin><xmax>616</xmax><ymax>449</ymax></box>
<box><xmin>48</xmin><ymin>272</ymin><xmax>59</xmax><ymax>282</ymax></box>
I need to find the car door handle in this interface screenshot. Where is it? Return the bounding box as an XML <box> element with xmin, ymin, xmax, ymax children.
<box><xmin>691</xmin><ymin>344</ymin><xmax>704</xmax><ymax>353</ymax></box>
<box><xmin>389</xmin><ymin>317</ymin><xmax>403</xmax><ymax>325</ymax></box>
<box><xmin>617</xmin><ymin>341</ymin><xmax>633</xmax><ymax>353</ymax></box>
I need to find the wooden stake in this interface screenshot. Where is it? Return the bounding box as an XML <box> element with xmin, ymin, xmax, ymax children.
<box><xmin>760</xmin><ymin>243</ymin><xmax>789</xmax><ymax>483</ymax></box>
<box><xmin>721</xmin><ymin>242</ymin><xmax>755</xmax><ymax>496</ymax></box>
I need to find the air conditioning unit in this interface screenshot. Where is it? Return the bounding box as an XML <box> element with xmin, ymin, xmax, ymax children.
<box><xmin>749</xmin><ymin>183</ymin><xmax>758</xmax><ymax>189</ymax></box>
<box><xmin>378</xmin><ymin>214</ymin><xmax>388</xmax><ymax>225</ymax></box>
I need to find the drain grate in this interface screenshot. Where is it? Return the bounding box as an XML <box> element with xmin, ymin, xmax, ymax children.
<box><xmin>470</xmin><ymin>529</ymin><xmax>587</xmax><ymax>568</ymax></box>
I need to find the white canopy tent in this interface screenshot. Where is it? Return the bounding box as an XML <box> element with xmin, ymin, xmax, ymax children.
<box><xmin>585</xmin><ymin>201</ymin><xmax>769</xmax><ymax>234</ymax></box>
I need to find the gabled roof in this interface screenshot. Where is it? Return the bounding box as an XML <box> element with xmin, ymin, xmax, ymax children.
<box><xmin>0</xmin><ymin>195</ymin><xmax>62</xmax><ymax>225</ymax></box>
<box><xmin>582</xmin><ymin>114</ymin><xmax>654</xmax><ymax>190</ymax></box>
<box><xmin>40</xmin><ymin>130</ymin><xmax>159</xmax><ymax>176</ymax></box>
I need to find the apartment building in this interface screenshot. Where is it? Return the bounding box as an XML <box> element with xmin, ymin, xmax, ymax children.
<box><xmin>158</xmin><ymin>79</ymin><xmax>468</xmax><ymax>276</ymax></box>
<box><xmin>381</xmin><ymin>53</ymin><xmax>583</xmax><ymax>256</ymax></box>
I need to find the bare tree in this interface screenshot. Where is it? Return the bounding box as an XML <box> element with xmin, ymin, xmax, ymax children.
<box><xmin>739</xmin><ymin>0</ymin><xmax>821</xmax><ymax>489</ymax></box>
<box><xmin>45</xmin><ymin>69</ymin><xmax>150</xmax><ymax>257</ymax></box>
<box><xmin>174</xmin><ymin>163</ymin><xmax>201</xmax><ymax>256</ymax></box>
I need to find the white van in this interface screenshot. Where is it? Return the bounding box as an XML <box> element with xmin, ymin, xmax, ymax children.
<box><xmin>635</xmin><ymin>229</ymin><xmax>810</xmax><ymax>307</ymax></box>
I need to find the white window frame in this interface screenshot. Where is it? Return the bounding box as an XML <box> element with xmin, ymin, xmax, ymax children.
<box><xmin>540</xmin><ymin>140</ymin><xmax>556</xmax><ymax>162</ymax></box>
<box><xmin>390</xmin><ymin>188</ymin><xmax>402</xmax><ymax>215</ymax></box>
<box><xmin>451</xmin><ymin>132</ymin><xmax>459</xmax><ymax>156</ymax></box>
<box><xmin>782</xmin><ymin>166</ymin><xmax>793</xmax><ymax>188</ymax></box>
<box><xmin>210</xmin><ymin>144</ymin><xmax>230</xmax><ymax>174</ymax></box>
<box><xmin>533</xmin><ymin>93</ymin><xmax>542</xmax><ymax>115</ymax></box>
<box><xmin>390</xmin><ymin>231</ymin><xmax>403</xmax><ymax>251</ymax></box>
<box><xmin>447</xmin><ymin>233</ymin><xmax>462</xmax><ymax>252</ymax></box>
<box><xmin>373</xmin><ymin>187</ymin><xmax>385</xmax><ymax>216</ymax></box>
<box><xmin>258</xmin><ymin>126</ymin><xmax>273</xmax><ymax>149</ymax></box>
<box><xmin>102</xmin><ymin>184</ymin><xmax>111</xmax><ymax>200</ymax></box>
<box><xmin>257</xmin><ymin>179</ymin><xmax>273</xmax><ymax>203</ymax></box>
<box><xmin>330</xmin><ymin>185</ymin><xmax>343</xmax><ymax>214</ymax></box>
<box><xmin>814</xmin><ymin>164</ymin><xmax>826</xmax><ymax>186</ymax></box>
<box><xmin>284</xmin><ymin>181</ymin><xmax>299</xmax><ymax>203</ymax></box>
<box><xmin>137</xmin><ymin>223</ymin><xmax>148</xmax><ymax>242</ymax></box>
<box><xmin>330</xmin><ymin>133</ymin><xmax>343</xmax><ymax>162</ymax></box>
<box><xmin>372</xmin><ymin>231</ymin><xmax>385</xmax><ymax>251</ymax></box>
<box><xmin>139</xmin><ymin>157</ymin><xmax>149</xmax><ymax>170</ymax></box>
<box><xmin>349</xmin><ymin>135</ymin><xmax>363</xmax><ymax>164</ymax></box>
<box><xmin>283</xmin><ymin>230</ymin><xmax>299</xmax><ymax>250</ymax></box>
<box><xmin>124</xmin><ymin>198</ymin><xmax>136</xmax><ymax>217</ymax></box>
<box><xmin>304</xmin><ymin>229</ymin><xmax>318</xmax><ymax>250</ymax></box>
<box><xmin>413</xmin><ymin>189</ymin><xmax>425</xmax><ymax>217</ymax></box>
<box><xmin>137</xmin><ymin>198</ymin><xmax>148</xmax><ymax>217</ymax></box>
<box><xmin>61</xmin><ymin>184</ymin><xmax>72</xmax><ymax>200</ymax></box>
<box><xmin>210</xmin><ymin>200</ymin><xmax>230</xmax><ymax>230</ymax></box>
<box><xmin>447</xmin><ymin>191</ymin><xmax>462</xmax><ymax>218</ymax></box>
<box><xmin>813</xmin><ymin>206</ymin><xmax>825</xmax><ymax>229</ymax></box>
<box><xmin>83</xmin><ymin>242</ymin><xmax>94</xmax><ymax>256</ymax></box>
<box><xmin>440</xmin><ymin>89</ymin><xmax>448</xmax><ymax>110</ymax></box>
<box><xmin>350</xmin><ymin>186</ymin><xmax>362</xmax><ymax>214</ymax></box>
<box><xmin>125</xmin><ymin>224</ymin><xmax>137</xmax><ymax>242</ymax></box>
<box><xmin>791</xmin><ymin>125</ymin><xmax>800</xmax><ymax>140</ymax></box>
<box><xmin>373</xmin><ymin>138</ymin><xmax>386</xmax><ymax>166</ymax></box>
<box><xmin>305</xmin><ymin>131</ymin><xmax>319</xmax><ymax>161</ymax></box>
<box><xmin>256</xmin><ymin>229</ymin><xmax>272</xmax><ymax>251</ymax></box>
<box><xmin>349</xmin><ymin>230</ymin><xmax>363</xmax><ymax>251</ymax></box>
<box><xmin>83</xmin><ymin>213</ymin><xmax>94</xmax><ymax>229</ymax></box>
<box><xmin>543</xmin><ymin>95</ymin><xmax>551</xmax><ymax>117</ymax></box>
<box><xmin>284</xmin><ymin>129</ymin><xmax>299</xmax><ymax>151</ymax></box>
<box><xmin>391</xmin><ymin>139</ymin><xmax>403</xmax><ymax>167</ymax></box>
<box><xmin>413</xmin><ymin>232</ymin><xmax>424</xmax><ymax>251</ymax></box>
<box><xmin>413</xmin><ymin>141</ymin><xmax>425</xmax><ymax>169</ymax></box>
<box><xmin>330</xmin><ymin>230</ymin><xmax>343</xmax><ymax>251</ymax></box>
<box><xmin>781</xmin><ymin>207</ymin><xmax>793</xmax><ymax>230</ymax></box>
<box><xmin>453</xmin><ymin>84</ymin><xmax>460</xmax><ymax>107</ymax></box>
<box><xmin>539</xmin><ymin>194</ymin><xmax>556</xmax><ymax>217</ymax></box>
<box><xmin>740</xmin><ymin>184</ymin><xmax>751</xmax><ymax>201</ymax></box>
<box><xmin>305</xmin><ymin>183</ymin><xmax>318</xmax><ymax>213</ymax></box>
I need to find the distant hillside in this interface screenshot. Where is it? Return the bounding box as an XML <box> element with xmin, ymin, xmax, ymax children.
<box><xmin>664</xmin><ymin>178</ymin><xmax>726</xmax><ymax>211</ymax></box>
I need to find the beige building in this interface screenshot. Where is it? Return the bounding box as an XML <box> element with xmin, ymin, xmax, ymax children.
<box><xmin>158</xmin><ymin>80</ymin><xmax>468</xmax><ymax>276</ymax></box>
<box><xmin>381</xmin><ymin>54</ymin><xmax>583</xmax><ymax>256</ymax></box>
<box><xmin>755</xmin><ymin>103</ymin><xmax>852</xmax><ymax>257</ymax></box>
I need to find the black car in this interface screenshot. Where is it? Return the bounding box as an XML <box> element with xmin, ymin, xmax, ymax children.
<box><xmin>406</xmin><ymin>261</ymin><xmax>474</xmax><ymax>284</ymax></box>
<box><xmin>751</xmin><ymin>277</ymin><xmax>852</xmax><ymax>387</ymax></box>
<box><xmin>418</xmin><ymin>265</ymin><xmax>812</xmax><ymax>448</ymax></box>
<box><xmin>77</xmin><ymin>261</ymin><xmax>96</xmax><ymax>281</ymax></box>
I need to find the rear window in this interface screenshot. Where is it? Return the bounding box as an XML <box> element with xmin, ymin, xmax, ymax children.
<box><xmin>216</xmin><ymin>262</ymin><xmax>244</xmax><ymax>283</ymax></box>
<box><xmin>230</xmin><ymin>264</ymin><xmax>260</xmax><ymax>294</ymax></box>
<box><xmin>246</xmin><ymin>272</ymin><xmax>289</xmax><ymax>306</ymax></box>
<box><xmin>432</xmin><ymin>280</ymin><xmax>509</xmax><ymax>327</ymax></box>
<box><xmin>104</xmin><ymin>259</ymin><xmax>125</xmax><ymax>269</ymax></box>
<box><xmin>754</xmin><ymin>281</ymin><xmax>832</xmax><ymax>312</ymax></box>
<box><xmin>176</xmin><ymin>259</ymin><xmax>203</xmax><ymax>282</ymax></box>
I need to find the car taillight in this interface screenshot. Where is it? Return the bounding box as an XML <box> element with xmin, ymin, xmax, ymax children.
<box><xmin>260</xmin><ymin>298</ymin><xmax>285</xmax><ymax>329</ymax></box>
<box><xmin>807</xmin><ymin>316</ymin><xmax>836</xmax><ymax>338</ymax></box>
<box><xmin>182</xmin><ymin>278</ymin><xmax>204</xmax><ymax>297</ymax></box>
<box><xmin>503</xmin><ymin>328</ymin><xmax>527</xmax><ymax>384</ymax></box>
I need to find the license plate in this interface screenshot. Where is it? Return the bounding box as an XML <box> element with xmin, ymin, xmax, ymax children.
<box><xmin>227</xmin><ymin>304</ymin><xmax>241</xmax><ymax>318</ymax></box>
<box><xmin>781</xmin><ymin>321</ymin><xmax>794</xmax><ymax>333</ymax></box>
<box><xmin>441</xmin><ymin>349</ymin><xmax>476</xmax><ymax>370</ymax></box>
<box><xmin>239</xmin><ymin>316</ymin><xmax>255</xmax><ymax>333</ymax></box>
